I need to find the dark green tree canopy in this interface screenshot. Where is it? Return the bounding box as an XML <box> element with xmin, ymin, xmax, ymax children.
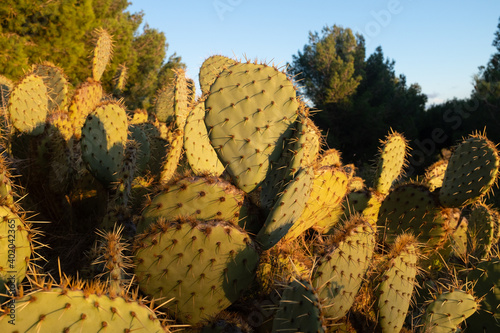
<box><xmin>290</xmin><ymin>25</ymin><xmax>366</xmax><ymax>107</ymax></box>
<box><xmin>0</xmin><ymin>0</ymin><xmax>184</xmax><ymax>109</ymax></box>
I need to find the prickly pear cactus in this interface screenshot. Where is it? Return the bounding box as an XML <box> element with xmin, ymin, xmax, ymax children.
<box><xmin>373</xmin><ymin>131</ymin><xmax>408</xmax><ymax>195</ymax></box>
<box><xmin>32</xmin><ymin>62</ymin><xmax>69</xmax><ymax>112</ymax></box>
<box><xmin>376</xmin><ymin>234</ymin><xmax>419</xmax><ymax>333</ymax></box>
<box><xmin>139</xmin><ymin>175</ymin><xmax>246</xmax><ymax>233</ymax></box>
<box><xmin>0</xmin><ymin>206</ymin><xmax>33</xmax><ymax>297</ymax></box>
<box><xmin>133</xmin><ymin>218</ymin><xmax>259</xmax><ymax>324</ymax></box>
<box><xmin>439</xmin><ymin>133</ymin><xmax>500</xmax><ymax>208</ymax></box>
<box><xmin>8</xmin><ymin>73</ymin><xmax>48</xmax><ymax>135</ymax></box>
<box><xmin>92</xmin><ymin>28</ymin><xmax>113</xmax><ymax>82</ymax></box>
<box><xmin>421</xmin><ymin>289</ymin><xmax>478</xmax><ymax>333</ymax></box>
<box><xmin>184</xmin><ymin>101</ymin><xmax>225</xmax><ymax>176</ymax></box>
<box><xmin>80</xmin><ymin>101</ymin><xmax>128</xmax><ymax>185</ymax></box>
<box><xmin>204</xmin><ymin>61</ymin><xmax>299</xmax><ymax>193</ymax></box>
<box><xmin>467</xmin><ymin>202</ymin><xmax>499</xmax><ymax>259</ymax></box>
<box><xmin>312</xmin><ymin>216</ymin><xmax>376</xmax><ymax>321</ymax></box>
<box><xmin>378</xmin><ymin>183</ymin><xmax>449</xmax><ymax>251</ymax></box>
<box><xmin>257</xmin><ymin>167</ymin><xmax>314</xmax><ymax>250</ymax></box>
<box><xmin>424</xmin><ymin>159</ymin><xmax>448</xmax><ymax>192</ymax></box>
<box><xmin>67</xmin><ymin>80</ymin><xmax>104</xmax><ymax>140</ymax></box>
<box><xmin>199</xmin><ymin>55</ymin><xmax>237</xmax><ymax>96</ymax></box>
<box><xmin>272</xmin><ymin>279</ymin><xmax>326</xmax><ymax>333</ymax></box>
<box><xmin>113</xmin><ymin>63</ymin><xmax>128</xmax><ymax>92</ymax></box>
<box><xmin>317</xmin><ymin>148</ymin><xmax>342</xmax><ymax>167</ymax></box>
<box><xmin>466</xmin><ymin>258</ymin><xmax>500</xmax><ymax>331</ymax></box>
<box><xmin>0</xmin><ymin>283</ymin><xmax>168</xmax><ymax>332</ymax></box>
<box><xmin>0</xmin><ymin>75</ymin><xmax>12</xmax><ymax>108</ymax></box>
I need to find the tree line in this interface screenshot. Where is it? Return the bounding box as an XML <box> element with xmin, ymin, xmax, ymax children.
<box><xmin>290</xmin><ymin>20</ymin><xmax>500</xmax><ymax>176</ymax></box>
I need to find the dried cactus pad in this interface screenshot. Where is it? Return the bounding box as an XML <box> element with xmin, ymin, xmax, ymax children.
<box><xmin>205</xmin><ymin>62</ymin><xmax>299</xmax><ymax>193</ymax></box>
<box><xmin>134</xmin><ymin>219</ymin><xmax>259</xmax><ymax>324</ymax></box>
<box><xmin>0</xmin><ymin>287</ymin><xmax>167</xmax><ymax>332</ymax></box>
<box><xmin>439</xmin><ymin>134</ymin><xmax>500</xmax><ymax>207</ymax></box>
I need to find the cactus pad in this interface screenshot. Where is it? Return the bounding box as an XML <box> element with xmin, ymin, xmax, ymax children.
<box><xmin>80</xmin><ymin>101</ymin><xmax>128</xmax><ymax>185</ymax></box>
<box><xmin>134</xmin><ymin>219</ymin><xmax>259</xmax><ymax>324</ymax></box>
<box><xmin>8</xmin><ymin>73</ymin><xmax>48</xmax><ymax>135</ymax></box>
<box><xmin>199</xmin><ymin>55</ymin><xmax>237</xmax><ymax>96</ymax></box>
<box><xmin>272</xmin><ymin>279</ymin><xmax>326</xmax><ymax>333</ymax></box>
<box><xmin>205</xmin><ymin>62</ymin><xmax>299</xmax><ymax>192</ymax></box>
<box><xmin>439</xmin><ymin>134</ymin><xmax>500</xmax><ymax>207</ymax></box>
<box><xmin>0</xmin><ymin>285</ymin><xmax>167</xmax><ymax>332</ymax></box>
<box><xmin>184</xmin><ymin>101</ymin><xmax>225</xmax><ymax>176</ymax></box>
<box><xmin>257</xmin><ymin>167</ymin><xmax>314</xmax><ymax>250</ymax></box>
<box><xmin>312</xmin><ymin>216</ymin><xmax>376</xmax><ymax>320</ymax></box>
<box><xmin>422</xmin><ymin>289</ymin><xmax>478</xmax><ymax>332</ymax></box>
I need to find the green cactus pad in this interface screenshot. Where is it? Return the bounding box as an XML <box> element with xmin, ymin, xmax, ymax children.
<box><xmin>373</xmin><ymin>131</ymin><xmax>408</xmax><ymax>195</ymax></box>
<box><xmin>32</xmin><ymin>62</ymin><xmax>70</xmax><ymax>112</ymax></box>
<box><xmin>92</xmin><ymin>28</ymin><xmax>113</xmax><ymax>82</ymax></box>
<box><xmin>286</xmin><ymin>115</ymin><xmax>322</xmax><ymax>177</ymax></box>
<box><xmin>153</xmin><ymin>86</ymin><xmax>175</xmax><ymax>123</ymax></box>
<box><xmin>283</xmin><ymin>166</ymin><xmax>349</xmax><ymax>240</ymax></box>
<box><xmin>68</xmin><ymin>80</ymin><xmax>104</xmax><ymax>140</ymax></box>
<box><xmin>343</xmin><ymin>190</ymin><xmax>384</xmax><ymax>228</ymax></box>
<box><xmin>8</xmin><ymin>73</ymin><xmax>48</xmax><ymax>135</ymax></box>
<box><xmin>139</xmin><ymin>122</ymin><xmax>169</xmax><ymax>177</ymax></box>
<box><xmin>466</xmin><ymin>259</ymin><xmax>500</xmax><ymax>331</ymax></box>
<box><xmin>422</xmin><ymin>289</ymin><xmax>478</xmax><ymax>333</ymax></box>
<box><xmin>172</xmin><ymin>68</ymin><xmax>190</xmax><ymax>130</ymax></box>
<box><xmin>128</xmin><ymin>124</ymin><xmax>151</xmax><ymax>174</ymax></box>
<box><xmin>198</xmin><ymin>311</ymin><xmax>252</xmax><ymax>333</ymax></box>
<box><xmin>159</xmin><ymin>128</ymin><xmax>184</xmax><ymax>185</ymax></box>
<box><xmin>80</xmin><ymin>101</ymin><xmax>128</xmax><ymax>185</ymax></box>
<box><xmin>439</xmin><ymin>134</ymin><xmax>500</xmax><ymax>208</ymax></box>
<box><xmin>376</xmin><ymin>234</ymin><xmax>419</xmax><ymax>333</ymax></box>
<box><xmin>312</xmin><ymin>216</ymin><xmax>376</xmax><ymax>320</ymax></box>
<box><xmin>424</xmin><ymin>159</ymin><xmax>449</xmax><ymax>192</ymax></box>
<box><xmin>0</xmin><ymin>75</ymin><xmax>12</xmax><ymax>108</ymax></box>
<box><xmin>139</xmin><ymin>175</ymin><xmax>246</xmax><ymax>233</ymax></box>
<box><xmin>468</xmin><ymin>203</ymin><xmax>499</xmax><ymax>259</ymax></box>
<box><xmin>0</xmin><ymin>206</ymin><xmax>32</xmax><ymax>296</ymax></box>
<box><xmin>0</xmin><ymin>285</ymin><xmax>167</xmax><ymax>332</ymax></box>
<box><xmin>317</xmin><ymin>148</ymin><xmax>342</xmax><ymax>167</ymax></box>
<box><xmin>272</xmin><ymin>279</ymin><xmax>326</xmax><ymax>333</ymax></box>
<box><xmin>113</xmin><ymin>63</ymin><xmax>128</xmax><ymax>92</ymax></box>
<box><xmin>378</xmin><ymin>183</ymin><xmax>450</xmax><ymax>251</ymax></box>
<box><xmin>184</xmin><ymin>101</ymin><xmax>225</xmax><ymax>176</ymax></box>
<box><xmin>205</xmin><ymin>62</ymin><xmax>299</xmax><ymax>193</ymax></box>
<box><xmin>256</xmin><ymin>167</ymin><xmax>314</xmax><ymax>250</ymax></box>
<box><xmin>445</xmin><ymin>208</ymin><xmax>468</xmax><ymax>259</ymax></box>
<box><xmin>199</xmin><ymin>55</ymin><xmax>237</xmax><ymax>96</ymax></box>
<box><xmin>133</xmin><ymin>219</ymin><xmax>259</xmax><ymax>324</ymax></box>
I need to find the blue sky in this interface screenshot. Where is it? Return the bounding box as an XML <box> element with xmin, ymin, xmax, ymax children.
<box><xmin>127</xmin><ymin>1</ymin><xmax>500</xmax><ymax>106</ymax></box>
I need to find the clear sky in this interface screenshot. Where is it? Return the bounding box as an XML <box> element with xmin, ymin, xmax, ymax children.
<box><xmin>127</xmin><ymin>1</ymin><xmax>500</xmax><ymax>106</ymax></box>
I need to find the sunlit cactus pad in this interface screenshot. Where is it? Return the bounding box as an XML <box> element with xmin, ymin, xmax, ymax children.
<box><xmin>439</xmin><ymin>134</ymin><xmax>500</xmax><ymax>207</ymax></box>
<box><xmin>0</xmin><ymin>285</ymin><xmax>168</xmax><ymax>332</ymax></box>
<box><xmin>205</xmin><ymin>61</ymin><xmax>299</xmax><ymax>193</ymax></box>
<box><xmin>139</xmin><ymin>175</ymin><xmax>246</xmax><ymax>233</ymax></box>
<box><xmin>133</xmin><ymin>218</ymin><xmax>259</xmax><ymax>324</ymax></box>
